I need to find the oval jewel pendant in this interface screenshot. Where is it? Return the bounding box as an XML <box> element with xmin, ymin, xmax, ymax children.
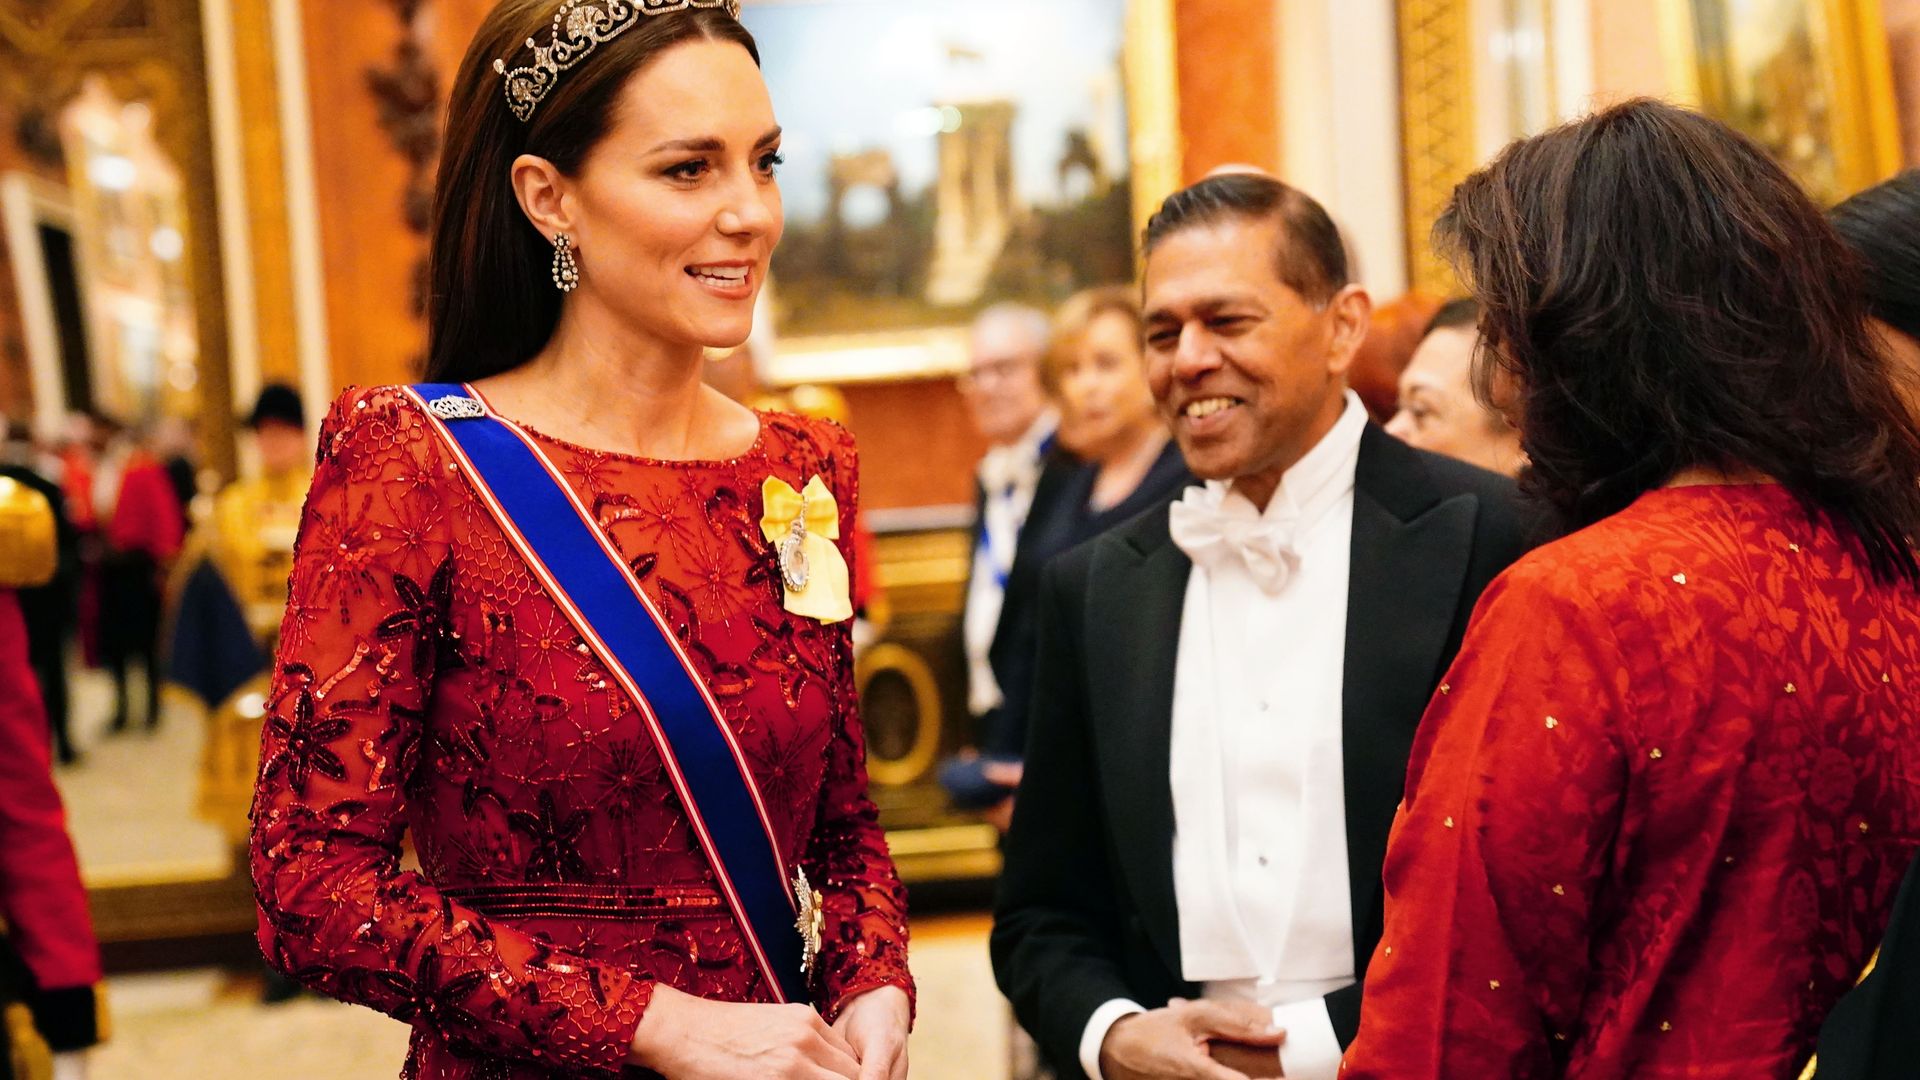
<box><xmin>779</xmin><ymin>516</ymin><xmax>810</xmax><ymax>592</ymax></box>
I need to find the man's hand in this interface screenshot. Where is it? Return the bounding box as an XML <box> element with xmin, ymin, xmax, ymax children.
<box><xmin>980</xmin><ymin>761</ymin><xmax>1023</xmax><ymax>832</ymax></box>
<box><xmin>1098</xmin><ymin>998</ymin><xmax>1285</xmax><ymax>1080</ymax></box>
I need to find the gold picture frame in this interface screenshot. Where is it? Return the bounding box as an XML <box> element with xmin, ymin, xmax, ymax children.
<box><xmin>737</xmin><ymin>0</ymin><xmax>1181</xmax><ymax>386</ymax></box>
<box><xmin>1661</xmin><ymin>0</ymin><xmax>1903</xmax><ymax>204</ymax></box>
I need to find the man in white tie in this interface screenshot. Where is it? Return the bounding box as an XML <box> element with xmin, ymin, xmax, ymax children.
<box><xmin>943</xmin><ymin>305</ymin><xmax>1063</xmax><ymax>811</ymax></box>
<box><xmin>992</xmin><ymin>173</ymin><xmax>1533</xmax><ymax>1080</ymax></box>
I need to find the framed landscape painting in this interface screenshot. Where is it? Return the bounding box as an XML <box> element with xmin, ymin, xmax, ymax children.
<box><xmin>1665</xmin><ymin>0</ymin><xmax>1902</xmax><ymax>203</ymax></box>
<box><xmin>738</xmin><ymin>0</ymin><xmax>1177</xmax><ymax>384</ymax></box>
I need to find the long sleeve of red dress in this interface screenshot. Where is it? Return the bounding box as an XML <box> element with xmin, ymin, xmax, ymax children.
<box><xmin>0</xmin><ymin>590</ymin><xmax>103</xmax><ymax>1052</ymax></box>
<box><xmin>1342</xmin><ymin>485</ymin><xmax>1920</xmax><ymax>1079</ymax></box>
<box><xmin>795</xmin><ymin>439</ymin><xmax>914</xmax><ymax>1018</ymax></box>
<box><xmin>250</xmin><ymin>388</ymin><xmax>911</xmax><ymax>1080</ymax></box>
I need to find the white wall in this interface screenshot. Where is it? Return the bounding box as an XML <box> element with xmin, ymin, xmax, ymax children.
<box><xmin>1274</xmin><ymin>0</ymin><xmax>1409</xmax><ymax>297</ymax></box>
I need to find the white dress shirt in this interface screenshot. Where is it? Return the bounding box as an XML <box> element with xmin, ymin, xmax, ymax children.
<box><xmin>964</xmin><ymin>411</ymin><xmax>1057</xmax><ymax>717</ymax></box>
<box><xmin>1079</xmin><ymin>392</ymin><xmax>1367</xmax><ymax>1080</ymax></box>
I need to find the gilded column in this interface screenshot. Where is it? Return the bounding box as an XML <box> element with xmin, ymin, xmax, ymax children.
<box><xmin>1397</xmin><ymin>0</ymin><xmax>1476</xmax><ymax>295</ymax></box>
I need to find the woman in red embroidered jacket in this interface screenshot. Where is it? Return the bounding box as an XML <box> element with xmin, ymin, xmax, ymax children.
<box><xmin>248</xmin><ymin>4</ymin><xmax>912</xmax><ymax>1078</ymax></box>
<box><xmin>1341</xmin><ymin>101</ymin><xmax>1920</xmax><ymax>1078</ymax></box>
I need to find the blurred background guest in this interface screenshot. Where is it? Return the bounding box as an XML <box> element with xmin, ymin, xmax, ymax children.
<box><xmin>959</xmin><ymin>286</ymin><xmax>1190</xmax><ymax>829</ymax></box>
<box><xmin>0</xmin><ymin>472</ymin><xmax>105</xmax><ymax>1079</ymax></box>
<box><xmin>1831</xmin><ymin>170</ymin><xmax>1920</xmax><ymax>411</ymax></box>
<box><xmin>0</xmin><ymin>420</ymin><xmax>79</xmax><ymax>766</ymax></box>
<box><xmin>1343</xmin><ymin>99</ymin><xmax>1920</xmax><ymax>1080</ymax></box>
<box><xmin>168</xmin><ymin>385</ymin><xmax>312</xmax><ymax>864</ymax></box>
<box><xmin>149</xmin><ymin>416</ymin><xmax>199</xmax><ymax>523</ymax></box>
<box><xmin>96</xmin><ymin>419</ymin><xmax>184</xmax><ymax>734</ymax></box>
<box><xmin>1384</xmin><ymin>298</ymin><xmax>1524</xmax><ymax>477</ymax></box>
<box><xmin>200</xmin><ymin>385</ymin><xmax>309</xmax><ymax>645</ymax></box>
<box><xmin>946</xmin><ymin>304</ymin><xmax>1063</xmax><ymax>809</ymax></box>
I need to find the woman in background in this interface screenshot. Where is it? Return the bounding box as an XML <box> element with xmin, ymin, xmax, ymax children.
<box><xmin>961</xmin><ymin>287</ymin><xmax>1190</xmax><ymax>828</ymax></box>
<box><xmin>1342</xmin><ymin>100</ymin><xmax>1920</xmax><ymax>1079</ymax></box>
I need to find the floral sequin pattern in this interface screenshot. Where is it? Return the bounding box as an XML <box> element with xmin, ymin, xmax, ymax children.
<box><xmin>1342</xmin><ymin>485</ymin><xmax>1920</xmax><ymax>1080</ymax></box>
<box><xmin>251</xmin><ymin>387</ymin><xmax>912</xmax><ymax>1080</ymax></box>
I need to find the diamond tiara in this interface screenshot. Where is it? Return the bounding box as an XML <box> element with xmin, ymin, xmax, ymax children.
<box><xmin>493</xmin><ymin>0</ymin><xmax>743</xmax><ymax>123</ymax></box>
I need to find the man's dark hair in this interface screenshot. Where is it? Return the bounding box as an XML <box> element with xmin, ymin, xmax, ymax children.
<box><xmin>1142</xmin><ymin>174</ymin><xmax>1349</xmax><ymax>304</ymax></box>
<box><xmin>1831</xmin><ymin>170</ymin><xmax>1920</xmax><ymax>343</ymax></box>
<box><xmin>1439</xmin><ymin>98</ymin><xmax>1920</xmax><ymax>585</ymax></box>
<box><xmin>1423</xmin><ymin>297</ymin><xmax>1479</xmax><ymax>337</ymax></box>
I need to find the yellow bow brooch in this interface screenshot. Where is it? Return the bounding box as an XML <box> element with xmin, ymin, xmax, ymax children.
<box><xmin>760</xmin><ymin>475</ymin><xmax>853</xmax><ymax>624</ymax></box>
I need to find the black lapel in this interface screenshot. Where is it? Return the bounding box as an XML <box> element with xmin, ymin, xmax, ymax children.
<box><xmin>1085</xmin><ymin>505</ymin><xmax>1192</xmax><ymax>975</ymax></box>
<box><xmin>1341</xmin><ymin>426</ymin><xmax>1479</xmax><ymax>970</ymax></box>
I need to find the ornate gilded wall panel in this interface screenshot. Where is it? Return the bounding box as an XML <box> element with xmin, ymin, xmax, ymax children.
<box><xmin>1397</xmin><ymin>0</ymin><xmax>1476</xmax><ymax>295</ymax></box>
<box><xmin>0</xmin><ymin>0</ymin><xmax>234</xmax><ymax>471</ymax></box>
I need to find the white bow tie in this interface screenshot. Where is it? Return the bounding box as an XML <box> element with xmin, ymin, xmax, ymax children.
<box><xmin>1168</xmin><ymin>492</ymin><xmax>1301</xmax><ymax>595</ymax></box>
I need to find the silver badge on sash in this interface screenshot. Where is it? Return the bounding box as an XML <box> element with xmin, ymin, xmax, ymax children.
<box><xmin>427</xmin><ymin>395</ymin><xmax>487</xmax><ymax>420</ymax></box>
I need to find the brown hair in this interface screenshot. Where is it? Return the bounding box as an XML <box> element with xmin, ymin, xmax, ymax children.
<box><xmin>425</xmin><ymin>2</ymin><xmax>759</xmax><ymax>382</ymax></box>
<box><xmin>1141</xmin><ymin>173</ymin><xmax>1349</xmax><ymax>304</ymax></box>
<box><xmin>1042</xmin><ymin>285</ymin><xmax>1143</xmax><ymax>392</ymax></box>
<box><xmin>1440</xmin><ymin>98</ymin><xmax>1920</xmax><ymax>584</ymax></box>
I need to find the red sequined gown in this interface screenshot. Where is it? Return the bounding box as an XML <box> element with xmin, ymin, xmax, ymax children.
<box><xmin>249</xmin><ymin>387</ymin><xmax>913</xmax><ymax>1079</ymax></box>
<box><xmin>1342</xmin><ymin>484</ymin><xmax>1920</xmax><ymax>1079</ymax></box>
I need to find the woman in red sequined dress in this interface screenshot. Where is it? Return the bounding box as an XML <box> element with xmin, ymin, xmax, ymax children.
<box><xmin>248</xmin><ymin>4</ymin><xmax>912</xmax><ymax>1078</ymax></box>
<box><xmin>1341</xmin><ymin>101</ymin><xmax>1920</xmax><ymax>1078</ymax></box>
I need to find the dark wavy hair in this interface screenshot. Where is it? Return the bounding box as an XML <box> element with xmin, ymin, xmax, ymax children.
<box><xmin>1439</xmin><ymin>98</ymin><xmax>1920</xmax><ymax>585</ymax></box>
<box><xmin>1832</xmin><ymin>170</ymin><xmax>1920</xmax><ymax>343</ymax></box>
<box><xmin>426</xmin><ymin>2</ymin><xmax>758</xmax><ymax>382</ymax></box>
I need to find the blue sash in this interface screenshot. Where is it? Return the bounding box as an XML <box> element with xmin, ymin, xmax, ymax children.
<box><xmin>404</xmin><ymin>383</ymin><xmax>811</xmax><ymax>1005</ymax></box>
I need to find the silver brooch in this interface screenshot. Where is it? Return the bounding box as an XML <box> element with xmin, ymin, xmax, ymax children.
<box><xmin>426</xmin><ymin>395</ymin><xmax>487</xmax><ymax>420</ymax></box>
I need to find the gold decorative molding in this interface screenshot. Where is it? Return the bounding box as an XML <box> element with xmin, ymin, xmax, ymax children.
<box><xmin>1826</xmin><ymin>0</ymin><xmax>1904</xmax><ymax>191</ymax></box>
<box><xmin>1396</xmin><ymin>0</ymin><xmax>1475</xmax><ymax>295</ymax></box>
<box><xmin>228</xmin><ymin>0</ymin><xmax>301</xmax><ymax>393</ymax></box>
<box><xmin>856</xmin><ymin>642</ymin><xmax>944</xmax><ymax>788</ymax></box>
<box><xmin>1125</xmin><ymin>0</ymin><xmax>1183</xmax><ymax>240</ymax></box>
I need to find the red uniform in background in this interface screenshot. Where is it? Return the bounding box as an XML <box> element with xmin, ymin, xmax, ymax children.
<box><xmin>99</xmin><ymin>450</ymin><xmax>184</xmax><ymax>732</ymax></box>
<box><xmin>0</xmin><ymin>589</ymin><xmax>103</xmax><ymax>1054</ymax></box>
<box><xmin>103</xmin><ymin>451</ymin><xmax>183</xmax><ymax>564</ymax></box>
<box><xmin>1343</xmin><ymin>484</ymin><xmax>1920</xmax><ymax>1079</ymax></box>
<box><xmin>250</xmin><ymin>388</ymin><xmax>913</xmax><ymax>1079</ymax></box>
